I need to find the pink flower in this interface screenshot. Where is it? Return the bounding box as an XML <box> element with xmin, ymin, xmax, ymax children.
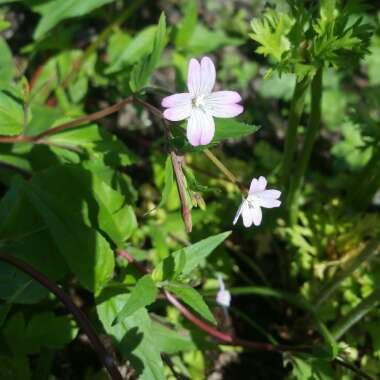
<box><xmin>161</xmin><ymin>56</ymin><xmax>243</xmax><ymax>146</ymax></box>
<box><xmin>233</xmin><ymin>176</ymin><xmax>281</xmax><ymax>228</ymax></box>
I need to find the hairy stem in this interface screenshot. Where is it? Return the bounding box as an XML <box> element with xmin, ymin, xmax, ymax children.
<box><xmin>0</xmin><ymin>253</ymin><xmax>124</xmax><ymax>380</ymax></box>
<box><xmin>282</xmin><ymin>76</ymin><xmax>310</xmax><ymax>197</ymax></box>
<box><xmin>203</xmin><ymin>149</ymin><xmax>246</xmax><ymax>192</ymax></box>
<box><xmin>288</xmin><ymin>68</ymin><xmax>323</xmax><ymax>224</ymax></box>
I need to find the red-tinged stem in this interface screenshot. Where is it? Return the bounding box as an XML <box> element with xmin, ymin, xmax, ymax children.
<box><xmin>0</xmin><ymin>253</ymin><xmax>124</xmax><ymax>380</ymax></box>
<box><xmin>0</xmin><ymin>98</ymin><xmax>133</xmax><ymax>144</ymax></box>
<box><xmin>117</xmin><ymin>250</ymin><xmax>309</xmax><ymax>354</ymax></box>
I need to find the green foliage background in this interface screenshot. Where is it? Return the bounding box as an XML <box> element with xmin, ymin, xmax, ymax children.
<box><xmin>0</xmin><ymin>0</ymin><xmax>379</xmax><ymax>379</ymax></box>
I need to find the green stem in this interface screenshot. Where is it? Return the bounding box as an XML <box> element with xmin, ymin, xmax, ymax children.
<box><xmin>289</xmin><ymin>68</ymin><xmax>323</xmax><ymax>224</ymax></box>
<box><xmin>331</xmin><ymin>287</ymin><xmax>380</xmax><ymax>340</ymax></box>
<box><xmin>313</xmin><ymin>238</ymin><xmax>380</xmax><ymax>311</ymax></box>
<box><xmin>282</xmin><ymin>75</ymin><xmax>310</xmax><ymax>195</ymax></box>
<box><xmin>203</xmin><ymin>149</ymin><xmax>246</xmax><ymax>193</ymax></box>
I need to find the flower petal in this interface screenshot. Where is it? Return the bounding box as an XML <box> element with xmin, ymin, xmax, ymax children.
<box><xmin>242</xmin><ymin>202</ymin><xmax>253</xmax><ymax>227</ymax></box>
<box><xmin>161</xmin><ymin>93</ymin><xmax>191</xmax><ymax>108</ymax></box>
<box><xmin>216</xmin><ymin>289</ymin><xmax>231</xmax><ymax>307</ymax></box>
<box><xmin>256</xmin><ymin>197</ymin><xmax>281</xmax><ymax>209</ymax></box>
<box><xmin>233</xmin><ymin>201</ymin><xmax>244</xmax><ymax>225</ymax></box>
<box><xmin>163</xmin><ymin>104</ymin><xmax>191</xmax><ymax>121</ymax></box>
<box><xmin>249</xmin><ymin>176</ymin><xmax>267</xmax><ymax>193</ymax></box>
<box><xmin>187</xmin><ymin>58</ymin><xmax>201</xmax><ymax>96</ymax></box>
<box><xmin>186</xmin><ymin>108</ymin><xmax>215</xmax><ymax>146</ymax></box>
<box><xmin>259</xmin><ymin>189</ymin><xmax>281</xmax><ymax>199</ymax></box>
<box><xmin>206</xmin><ymin>91</ymin><xmax>242</xmax><ymax>105</ymax></box>
<box><xmin>206</xmin><ymin>103</ymin><xmax>244</xmax><ymax>118</ymax></box>
<box><xmin>199</xmin><ymin>56</ymin><xmax>216</xmax><ymax>94</ymax></box>
<box><xmin>252</xmin><ymin>206</ymin><xmax>262</xmax><ymax>226</ymax></box>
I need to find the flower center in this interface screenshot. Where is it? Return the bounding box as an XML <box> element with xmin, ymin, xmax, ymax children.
<box><xmin>192</xmin><ymin>94</ymin><xmax>205</xmax><ymax>108</ymax></box>
<box><xmin>246</xmin><ymin>195</ymin><xmax>257</xmax><ymax>209</ymax></box>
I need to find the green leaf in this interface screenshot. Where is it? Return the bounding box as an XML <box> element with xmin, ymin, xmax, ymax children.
<box><xmin>186</xmin><ymin>24</ymin><xmax>243</xmax><ymax>55</ymax></box>
<box><xmin>31</xmin><ymin>164</ymin><xmax>137</xmax><ymax>247</ymax></box>
<box><xmin>174</xmin><ymin>0</ymin><xmax>198</xmax><ymax>49</ymax></box>
<box><xmin>213</xmin><ymin>119</ymin><xmax>260</xmax><ymax>143</ymax></box>
<box><xmin>175</xmin><ymin>231</ymin><xmax>231</xmax><ymax>275</ymax></box>
<box><xmin>32</xmin><ymin>0</ymin><xmax>116</xmax><ymax>40</ymax></box>
<box><xmin>0</xmin><ymin>355</ymin><xmax>30</xmax><ymax>380</ymax></box>
<box><xmin>130</xmin><ymin>13</ymin><xmax>167</xmax><ymax>92</ymax></box>
<box><xmin>106</xmin><ymin>26</ymin><xmax>157</xmax><ymax>74</ymax></box>
<box><xmin>157</xmin><ymin>156</ymin><xmax>174</xmax><ymax>209</ymax></box>
<box><xmin>45</xmin><ymin>124</ymin><xmax>136</xmax><ymax>166</ymax></box>
<box><xmin>250</xmin><ymin>10</ymin><xmax>293</xmax><ymax>62</ymax></box>
<box><xmin>167</xmin><ymin>284</ymin><xmax>216</xmax><ymax>324</ymax></box>
<box><xmin>151</xmin><ymin>321</ymin><xmax>196</xmax><ymax>354</ymax></box>
<box><xmin>0</xmin><ymin>38</ymin><xmax>14</xmax><ymax>88</ymax></box>
<box><xmin>113</xmin><ymin>275</ymin><xmax>158</xmax><ymax>324</ymax></box>
<box><xmin>25</xmin><ymin>312</ymin><xmax>78</xmax><ymax>353</ymax></box>
<box><xmin>0</xmin><ymin>90</ymin><xmax>24</xmax><ymax>136</ymax></box>
<box><xmin>97</xmin><ymin>291</ymin><xmax>165</xmax><ymax>380</ymax></box>
<box><xmin>18</xmin><ymin>179</ymin><xmax>114</xmax><ymax>294</ymax></box>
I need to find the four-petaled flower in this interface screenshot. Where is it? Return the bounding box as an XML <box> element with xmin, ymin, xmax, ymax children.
<box><xmin>161</xmin><ymin>56</ymin><xmax>243</xmax><ymax>146</ymax></box>
<box><xmin>216</xmin><ymin>274</ymin><xmax>231</xmax><ymax>308</ymax></box>
<box><xmin>233</xmin><ymin>176</ymin><xmax>281</xmax><ymax>228</ymax></box>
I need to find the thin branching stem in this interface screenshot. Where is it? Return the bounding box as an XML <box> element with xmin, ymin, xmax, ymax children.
<box><xmin>0</xmin><ymin>253</ymin><xmax>124</xmax><ymax>380</ymax></box>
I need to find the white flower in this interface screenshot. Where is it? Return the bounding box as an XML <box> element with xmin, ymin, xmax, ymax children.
<box><xmin>233</xmin><ymin>176</ymin><xmax>281</xmax><ymax>227</ymax></box>
<box><xmin>216</xmin><ymin>275</ymin><xmax>231</xmax><ymax>308</ymax></box>
<box><xmin>161</xmin><ymin>56</ymin><xmax>243</xmax><ymax>146</ymax></box>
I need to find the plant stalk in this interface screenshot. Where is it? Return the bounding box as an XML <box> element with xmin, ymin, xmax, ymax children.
<box><xmin>282</xmin><ymin>75</ymin><xmax>310</xmax><ymax>196</ymax></box>
<box><xmin>0</xmin><ymin>253</ymin><xmax>124</xmax><ymax>380</ymax></box>
<box><xmin>288</xmin><ymin>68</ymin><xmax>323</xmax><ymax>224</ymax></box>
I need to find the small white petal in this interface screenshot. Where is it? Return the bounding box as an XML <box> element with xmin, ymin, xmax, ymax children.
<box><xmin>187</xmin><ymin>58</ymin><xmax>201</xmax><ymax>96</ymax></box>
<box><xmin>233</xmin><ymin>201</ymin><xmax>244</xmax><ymax>225</ymax></box>
<box><xmin>252</xmin><ymin>206</ymin><xmax>262</xmax><ymax>226</ymax></box>
<box><xmin>216</xmin><ymin>289</ymin><xmax>231</xmax><ymax>308</ymax></box>
<box><xmin>256</xmin><ymin>197</ymin><xmax>281</xmax><ymax>209</ymax></box>
<box><xmin>163</xmin><ymin>104</ymin><xmax>192</xmax><ymax>121</ymax></box>
<box><xmin>206</xmin><ymin>103</ymin><xmax>243</xmax><ymax>118</ymax></box>
<box><xmin>242</xmin><ymin>202</ymin><xmax>253</xmax><ymax>227</ymax></box>
<box><xmin>249</xmin><ymin>176</ymin><xmax>267</xmax><ymax>194</ymax></box>
<box><xmin>205</xmin><ymin>91</ymin><xmax>242</xmax><ymax>105</ymax></box>
<box><xmin>199</xmin><ymin>56</ymin><xmax>216</xmax><ymax>94</ymax></box>
<box><xmin>259</xmin><ymin>189</ymin><xmax>281</xmax><ymax>199</ymax></box>
<box><xmin>186</xmin><ymin>108</ymin><xmax>215</xmax><ymax>146</ymax></box>
<box><xmin>161</xmin><ymin>93</ymin><xmax>191</xmax><ymax>108</ymax></box>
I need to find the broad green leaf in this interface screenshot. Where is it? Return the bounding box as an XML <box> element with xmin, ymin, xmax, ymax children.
<box><xmin>106</xmin><ymin>26</ymin><xmax>157</xmax><ymax>74</ymax></box>
<box><xmin>0</xmin><ymin>90</ymin><xmax>24</xmax><ymax>136</ymax></box>
<box><xmin>187</xmin><ymin>24</ymin><xmax>243</xmax><ymax>55</ymax></box>
<box><xmin>45</xmin><ymin>125</ymin><xmax>136</xmax><ymax>166</ymax></box>
<box><xmin>151</xmin><ymin>321</ymin><xmax>196</xmax><ymax>354</ymax></box>
<box><xmin>167</xmin><ymin>284</ymin><xmax>216</xmax><ymax>324</ymax></box>
<box><xmin>174</xmin><ymin>0</ymin><xmax>198</xmax><ymax>48</ymax></box>
<box><xmin>0</xmin><ymin>38</ymin><xmax>14</xmax><ymax>88</ymax></box>
<box><xmin>32</xmin><ymin>0</ymin><xmax>116</xmax><ymax>39</ymax></box>
<box><xmin>97</xmin><ymin>290</ymin><xmax>165</xmax><ymax>380</ymax></box>
<box><xmin>175</xmin><ymin>231</ymin><xmax>231</xmax><ymax>275</ymax></box>
<box><xmin>213</xmin><ymin>119</ymin><xmax>260</xmax><ymax>143</ymax></box>
<box><xmin>31</xmin><ymin>164</ymin><xmax>136</xmax><ymax>246</ymax></box>
<box><xmin>114</xmin><ymin>275</ymin><xmax>158</xmax><ymax>324</ymax></box>
<box><xmin>25</xmin><ymin>312</ymin><xmax>78</xmax><ymax>353</ymax></box>
<box><xmin>176</xmin><ymin>120</ymin><xmax>259</xmax><ymax>152</ymax></box>
<box><xmin>129</xmin><ymin>13</ymin><xmax>167</xmax><ymax>92</ymax></box>
<box><xmin>0</xmin><ymin>264</ymin><xmax>47</xmax><ymax>304</ymax></box>
<box><xmin>18</xmin><ymin>179</ymin><xmax>114</xmax><ymax>294</ymax></box>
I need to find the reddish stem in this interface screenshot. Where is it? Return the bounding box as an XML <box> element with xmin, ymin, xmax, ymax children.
<box><xmin>117</xmin><ymin>250</ymin><xmax>309</xmax><ymax>354</ymax></box>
